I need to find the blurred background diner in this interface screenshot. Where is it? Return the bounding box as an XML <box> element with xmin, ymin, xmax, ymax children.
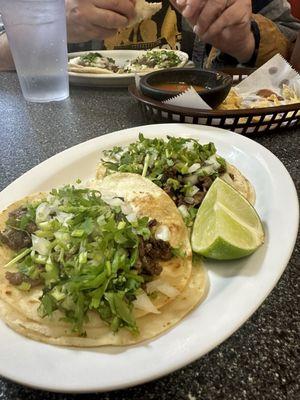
<box><xmin>0</xmin><ymin>0</ymin><xmax>299</xmax><ymax>72</ymax></box>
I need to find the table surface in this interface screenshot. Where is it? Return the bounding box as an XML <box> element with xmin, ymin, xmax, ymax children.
<box><xmin>0</xmin><ymin>73</ymin><xmax>299</xmax><ymax>400</ymax></box>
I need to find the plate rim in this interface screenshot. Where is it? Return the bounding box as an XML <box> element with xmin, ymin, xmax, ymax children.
<box><xmin>0</xmin><ymin>124</ymin><xmax>298</xmax><ymax>393</ymax></box>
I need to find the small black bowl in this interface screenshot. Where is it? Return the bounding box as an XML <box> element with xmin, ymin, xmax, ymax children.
<box><xmin>139</xmin><ymin>68</ymin><xmax>233</xmax><ymax>109</ymax></box>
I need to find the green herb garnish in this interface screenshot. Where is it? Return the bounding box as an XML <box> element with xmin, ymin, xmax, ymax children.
<box><xmin>6</xmin><ymin>186</ymin><xmax>163</xmax><ymax>334</ymax></box>
<box><xmin>126</xmin><ymin>50</ymin><xmax>181</xmax><ymax>71</ymax></box>
<box><xmin>102</xmin><ymin>135</ymin><xmax>226</xmax><ymax>226</ymax></box>
<box><xmin>79</xmin><ymin>52</ymin><xmax>103</xmax><ymax>65</ymax></box>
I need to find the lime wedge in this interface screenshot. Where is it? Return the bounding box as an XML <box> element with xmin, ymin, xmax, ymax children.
<box><xmin>191</xmin><ymin>178</ymin><xmax>264</xmax><ymax>260</ymax></box>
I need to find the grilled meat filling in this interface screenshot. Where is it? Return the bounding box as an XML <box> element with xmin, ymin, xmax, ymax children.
<box><xmin>5</xmin><ymin>271</ymin><xmax>43</xmax><ymax>287</ymax></box>
<box><xmin>0</xmin><ymin>207</ymin><xmax>37</xmax><ymax>251</ymax></box>
<box><xmin>136</xmin><ymin>237</ymin><xmax>173</xmax><ymax>276</ymax></box>
<box><xmin>162</xmin><ymin>168</ymin><xmax>215</xmax><ymax>207</ymax></box>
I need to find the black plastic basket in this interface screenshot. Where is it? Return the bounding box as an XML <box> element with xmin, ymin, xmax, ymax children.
<box><xmin>129</xmin><ymin>68</ymin><xmax>300</xmax><ymax>135</ymax></box>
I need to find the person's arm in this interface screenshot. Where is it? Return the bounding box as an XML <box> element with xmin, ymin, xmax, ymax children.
<box><xmin>173</xmin><ymin>0</ymin><xmax>298</xmax><ymax>67</ymax></box>
<box><xmin>172</xmin><ymin>0</ymin><xmax>255</xmax><ymax>64</ymax></box>
<box><xmin>250</xmin><ymin>0</ymin><xmax>300</xmax><ymax>67</ymax></box>
<box><xmin>290</xmin><ymin>31</ymin><xmax>300</xmax><ymax>72</ymax></box>
<box><xmin>258</xmin><ymin>0</ymin><xmax>300</xmax><ymax>43</ymax></box>
<box><xmin>0</xmin><ymin>32</ymin><xmax>15</xmax><ymax>72</ymax></box>
<box><xmin>251</xmin><ymin>13</ymin><xmax>293</xmax><ymax>67</ymax></box>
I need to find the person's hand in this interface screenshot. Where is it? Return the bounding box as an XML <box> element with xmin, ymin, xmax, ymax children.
<box><xmin>66</xmin><ymin>0</ymin><xmax>136</xmax><ymax>43</ymax></box>
<box><xmin>172</xmin><ymin>0</ymin><xmax>254</xmax><ymax>64</ymax></box>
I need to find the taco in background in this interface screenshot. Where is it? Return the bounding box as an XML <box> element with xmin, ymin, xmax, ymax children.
<box><xmin>68</xmin><ymin>52</ymin><xmax>119</xmax><ymax>74</ymax></box>
<box><xmin>96</xmin><ymin>135</ymin><xmax>255</xmax><ymax>226</ymax></box>
<box><xmin>122</xmin><ymin>49</ymin><xmax>186</xmax><ymax>73</ymax></box>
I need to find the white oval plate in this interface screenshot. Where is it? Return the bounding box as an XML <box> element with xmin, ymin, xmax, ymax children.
<box><xmin>0</xmin><ymin>124</ymin><xmax>298</xmax><ymax>393</ymax></box>
<box><xmin>68</xmin><ymin>49</ymin><xmax>189</xmax><ymax>87</ymax></box>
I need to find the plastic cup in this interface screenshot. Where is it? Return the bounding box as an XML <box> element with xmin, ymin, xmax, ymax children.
<box><xmin>0</xmin><ymin>0</ymin><xmax>69</xmax><ymax>102</ymax></box>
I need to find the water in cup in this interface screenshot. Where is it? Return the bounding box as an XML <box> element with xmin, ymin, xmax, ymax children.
<box><xmin>0</xmin><ymin>0</ymin><xmax>69</xmax><ymax>102</ymax></box>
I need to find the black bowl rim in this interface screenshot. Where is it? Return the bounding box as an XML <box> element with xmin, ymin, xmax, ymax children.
<box><xmin>140</xmin><ymin>68</ymin><xmax>233</xmax><ymax>97</ymax></box>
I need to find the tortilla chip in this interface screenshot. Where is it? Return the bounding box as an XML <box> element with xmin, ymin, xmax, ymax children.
<box><xmin>128</xmin><ymin>0</ymin><xmax>162</xmax><ymax>28</ymax></box>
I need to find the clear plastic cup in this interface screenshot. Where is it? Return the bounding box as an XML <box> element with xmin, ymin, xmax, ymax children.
<box><xmin>0</xmin><ymin>0</ymin><xmax>69</xmax><ymax>102</ymax></box>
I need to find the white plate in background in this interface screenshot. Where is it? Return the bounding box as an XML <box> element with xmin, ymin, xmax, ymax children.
<box><xmin>68</xmin><ymin>49</ymin><xmax>189</xmax><ymax>87</ymax></box>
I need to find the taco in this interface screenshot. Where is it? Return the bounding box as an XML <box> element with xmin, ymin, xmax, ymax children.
<box><xmin>123</xmin><ymin>49</ymin><xmax>187</xmax><ymax>73</ymax></box>
<box><xmin>68</xmin><ymin>52</ymin><xmax>119</xmax><ymax>74</ymax></box>
<box><xmin>0</xmin><ymin>174</ymin><xmax>207</xmax><ymax>346</ymax></box>
<box><xmin>0</xmin><ymin>259</ymin><xmax>208</xmax><ymax>347</ymax></box>
<box><xmin>96</xmin><ymin>135</ymin><xmax>256</xmax><ymax>227</ymax></box>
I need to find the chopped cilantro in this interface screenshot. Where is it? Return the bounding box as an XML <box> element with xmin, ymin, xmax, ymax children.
<box><xmin>4</xmin><ymin>185</ymin><xmax>171</xmax><ymax>334</ymax></box>
<box><xmin>79</xmin><ymin>52</ymin><xmax>103</xmax><ymax>64</ymax></box>
<box><xmin>125</xmin><ymin>50</ymin><xmax>182</xmax><ymax>71</ymax></box>
<box><xmin>102</xmin><ymin>135</ymin><xmax>227</xmax><ymax>226</ymax></box>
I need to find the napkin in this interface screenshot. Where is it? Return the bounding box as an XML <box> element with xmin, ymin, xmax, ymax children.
<box><xmin>135</xmin><ymin>73</ymin><xmax>141</xmax><ymax>90</ymax></box>
<box><xmin>235</xmin><ymin>54</ymin><xmax>300</xmax><ymax>98</ymax></box>
<box><xmin>162</xmin><ymin>86</ymin><xmax>211</xmax><ymax>110</ymax></box>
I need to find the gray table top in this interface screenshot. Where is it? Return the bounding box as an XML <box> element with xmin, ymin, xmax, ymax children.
<box><xmin>0</xmin><ymin>72</ymin><xmax>299</xmax><ymax>400</ymax></box>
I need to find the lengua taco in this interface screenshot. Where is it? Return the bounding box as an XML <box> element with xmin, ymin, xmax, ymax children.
<box><xmin>0</xmin><ymin>174</ymin><xmax>208</xmax><ymax>346</ymax></box>
<box><xmin>97</xmin><ymin>135</ymin><xmax>256</xmax><ymax>227</ymax></box>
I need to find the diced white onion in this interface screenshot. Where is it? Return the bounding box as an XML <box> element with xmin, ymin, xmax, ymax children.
<box><xmin>35</xmin><ymin>202</ymin><xmax>52</xmax><ymax>224</ymax></box>
<box><xmin>133</xmin><ymin>292</ymin><xmax>160</xmax><ymax>314</ymax></box>
<box><xmin>178</xmin><ymin>204</ymin><xmax>189</xmax><ymax>218</ymax></box>
<box><xmin>201</xmin><ymin>165</ymin><xmax>216</xmax><ymax>175</ymax></box>
<box><xmin>155</xmin><ymin>225</ymin><xmax>170</xmax><ymax>242</ymax></box>
<box><xmin>103</xmin><ymin>197</ymin><xmax>124</xmax><ymax>207</ymax></box>
<box><xmin>149</xmin><ymin>152</ymin><xmax>158</xmax><ymax>166</ymax></box>
<box><xmin>56</xmin><ymin>212</ymin><xmax>73</xmax><ymax>226</ymax></box>
<box><xmin>183</xmin><ymin>174</ymin><xmax>198</xmax><ymax>185</ymax></box>
<box><xmin>47</xmin><ymin>197</ymin><xmax>60</xmax><ymax>208</ymax></box>
<box><xmin>126</xmin><ymin>212</ymin><xmax>137</xmax><ymax>223</ymax></box>
<box><xmin>121</xmin><ymin>203</ymin><xmax>134</xmax><ymax>215</ymax></box>
<box><xmin>31</xmin><ymin>234</ymin><xmax>51</xmax><ymax>256</ymax></box>
<box><xmin>190</xmin><ymin>185</ymin><xmax>200</xmax><ymax>196</ymax></box>
<box><xmin>146</xmin><ymin>279</ymin><xmax>180</xmax><ymax>298</ymax></box>
<box><xmin>69</xmin><ymin>57</ymin><xmax>80</xmax><ymax>65</ymax></box>
<box><xmin>54</xmin><ymin>231</ymin><xmax>70</xmax><ymax>243</ymax></box>
<box><xmin>183</xmin><ymin>141</ymin><xmax>194</xmax><ymax>151</ymax></box>
<box><xmin>183</xmin><ymin>196</ymin><xmax>194</xmax><ymax>205</ymax></box>
<box><xmin>113</xmin><ymin>150</ymin><xmax>126</xmax><ymax>161</ymax></box>
<box><xmin>204</xmin><ymin>154</ymin><xmax>217</xmax><ymax>165</ymax></box>
<box><xmin>204</xmin><ymin>154</ymin><xmax>220</xmax><ymax>170</ymax></box>
<box><xmin>188</xmin><ymin>163</ymin><xmax>201</xmax><ymax>173</ymax></box>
